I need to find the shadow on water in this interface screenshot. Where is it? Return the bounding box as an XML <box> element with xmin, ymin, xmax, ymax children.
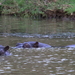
<box><xmin>0</xmin><ymin>16</ymin><xmax>75</xmax><ymax>75</ymax></box>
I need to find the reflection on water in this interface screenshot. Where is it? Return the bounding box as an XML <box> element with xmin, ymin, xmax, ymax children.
<box><xmin>0</xmin><ymin>16</ymin><xmax>75</xmax><ymax>34</ymax></box>
<box><xmin>0</xmin><ymin>48</ymin><xmax>75</xmax><ymax>75</ymax></box>
<box><xmin>0</xmin><ymin>16</ymin><xmax>75</xmax><ymax>75</ymax></box>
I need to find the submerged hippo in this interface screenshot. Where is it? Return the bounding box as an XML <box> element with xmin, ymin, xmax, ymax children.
<box><xmin>0</xmin><ymin>45</ymin><xmax>11</xmax><ymax>56</ymax></box>
<box><xmin>65</xmin><ymin>44</ymin><xmax>75</xmax><ymax>48</ymax></box>
<box><xmin>16</xmin><ymin>41</ymin><xmax>51</xmax><ymax>48</ymax></box>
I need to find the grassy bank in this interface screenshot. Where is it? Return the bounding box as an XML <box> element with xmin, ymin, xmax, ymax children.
<box><xmin>0</xmin><ymin>0</ymin><xmax>75</xmax><ymax>18</ymax></box>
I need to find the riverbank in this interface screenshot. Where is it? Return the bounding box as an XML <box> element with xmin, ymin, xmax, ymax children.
<box><xmin>0</xmin><ymin>0</ymin><xmax>75</xmax><ymax>19</ymax></box>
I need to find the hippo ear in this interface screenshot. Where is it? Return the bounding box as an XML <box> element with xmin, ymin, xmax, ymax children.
<box><xmin>4</xmin><ymin>46</ymin><xmax>9</xmax><ymax>51</ymax></box>
<box><xmin>33</xmin><ymin>42</ymin><xmax>39</xmax><ymax>48</ymax></box>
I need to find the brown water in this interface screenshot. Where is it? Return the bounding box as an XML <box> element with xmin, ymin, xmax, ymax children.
<box><xmin>0</xmin><ymin>16</ymin><xmax>75</xmax><ymax>75</ymax></box>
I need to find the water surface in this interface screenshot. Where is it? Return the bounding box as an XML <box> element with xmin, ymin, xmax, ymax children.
<box><xmin>0</xmin><ymin>16</ymin><xmax>75</xmax><ymax>34</ymax></box>
<box><xmin>0</xmin><ymin>47</ymin><xmax>75</xmax><ymax>75</ymax></box>
<box><xmin>0</xmin><ymin>16</ymin><xmax>75</xmax><ymax>75</ymax></box>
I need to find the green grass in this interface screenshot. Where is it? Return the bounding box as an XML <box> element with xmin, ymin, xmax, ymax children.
<box><xmin>0</xmin><ymin>0</ymin><xmax>75</xmax><ymax>17</ymax></box>
<box><xmin>64</xmin><ymin>0</ymin><xmax>75</xmax><ymax>13</ymax></box>
<box><xmin>65</xmin><ymin>4</ymin><xmax>75</xmax><ymax>13</ymax></box>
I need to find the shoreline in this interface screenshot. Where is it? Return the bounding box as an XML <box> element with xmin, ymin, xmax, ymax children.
<box><xmin>1</xmin><ymin>8</ymin><xmax>75</xmax><ymax>20</ymax></box>
<box><xmin>0</xmin><ymin>0</ymin><xmax>75</xmax><ymax>19</ymax></box>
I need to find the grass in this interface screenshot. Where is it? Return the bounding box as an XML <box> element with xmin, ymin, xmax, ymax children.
<box><xmin>0</xmin><ymin>0</ymin><xmax>75</xmax><ymax>17</ymax></box>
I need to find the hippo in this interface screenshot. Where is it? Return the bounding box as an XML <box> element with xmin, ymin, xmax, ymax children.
<box><xmin>65</xmin><ymin>44</ymin><xmax>75</xmax><ymax>48</ymax></box>
<box><xmin>0</xmin><ymin>45</ymin><xmax>11</xmax><ymax>56</ymax></box>
<box><xmin>16</xmin><ymin>41</ymin><xmax>51</xmax><ymax>48</ymax></box>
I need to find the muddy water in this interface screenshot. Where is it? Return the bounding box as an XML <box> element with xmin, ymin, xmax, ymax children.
<box><xmin>0</xmin><ymin>16</ymin><xmax>75</xmax><ymax>75</ymax></box>
<box><xmin>0</xmin><ymin>47</ymin><xmax>75</xmax><ymax>75</ymax></box>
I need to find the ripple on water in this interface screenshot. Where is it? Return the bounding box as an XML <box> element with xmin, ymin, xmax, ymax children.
<box><xmin>0</xmin><ymin>47</ymin><xmax>75</xmax><ymax>75</ymax></box>
<box><xmin>1</xmin><ymin>32</ymin><xmax>75</xmax><ymax>38</ymax></box>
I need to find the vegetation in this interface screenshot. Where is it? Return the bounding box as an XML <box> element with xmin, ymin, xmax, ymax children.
<box><xmin>0</xmin><ymin>0</ymin><xmax>75</xmax><ymax>18</ymax></box>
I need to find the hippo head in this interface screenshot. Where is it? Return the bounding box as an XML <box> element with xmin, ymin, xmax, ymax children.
<box><xmin>23</xmin><ymin>43</ymin><xmax>32</xmax><ymax>48</ymax></box>
<box><xmin>33</xmin><ymin>42</ymin><xmax>39</xmax><ymax>48</ymax></box>
<box><xmin>0</xmin><ymin>46</ymin><xmax>9</xmax><ymax>56</ymax></box>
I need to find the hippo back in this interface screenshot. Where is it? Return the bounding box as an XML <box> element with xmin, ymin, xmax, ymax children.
<box><xmin>37</xmin><ymin>42</ymin><xmax>51</xmax><ymax>48</ymax></box>
<box><xmin>16</xmin><ymin>43</ymin><xmax>23</xmax><ymax>48</ymax></box>
<box><xmin>65</xmin><ymin>44</ymin><xmax>75</xmax><ymax>48</ymax></box>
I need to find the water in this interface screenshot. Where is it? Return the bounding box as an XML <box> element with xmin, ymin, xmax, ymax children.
<box><xmin>0</xmin><ymin>48</ymin><xmax>75</xmax><ymax>75</ymax></box>
<box><xmin>0</xmin><ymin>16</ymin><xmax>75</xmax><ymax>34</ymax></box>
<box><xmin>0</xmin><ymin>16</ymin><xmax>75</xmax><ymax>75</ymax></box>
